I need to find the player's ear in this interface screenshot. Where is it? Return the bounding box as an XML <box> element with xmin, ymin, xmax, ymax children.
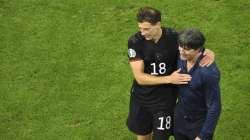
<box><xmin>156</xmin><ymin>21</ymin><xmax>161</xmax><ymax>27</ymax></box>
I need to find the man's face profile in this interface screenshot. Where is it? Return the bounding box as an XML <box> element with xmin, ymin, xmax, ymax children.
<box><xmin>138</xmin><ymin>21</ymin><xmax>160</xmax><ymax>41</ymax></box>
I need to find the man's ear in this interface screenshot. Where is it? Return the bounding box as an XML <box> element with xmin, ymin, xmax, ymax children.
<box><xmin>156</xmin><ymin>21</ymin><xmax>161</xmax><ymax>27</ymax></box>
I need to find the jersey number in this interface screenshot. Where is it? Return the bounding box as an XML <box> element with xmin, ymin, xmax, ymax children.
<box><xmin>150</xmin><ymin>62</ymin><xmax>166</xmax><ymax>75</ymax></box>
<box><xmin>157</xmin><ymin>116</ymin><xmax>171</xmax><ymax>130</ymax></box>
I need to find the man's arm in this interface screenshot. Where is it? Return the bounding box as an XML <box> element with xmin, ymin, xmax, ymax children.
<box><xmin>129</xmin><ymin>60</ymin><xmax>192</xmax><ymax>85</ymax></box>
<box><xmin>198</xmin><ymin>73</ymin><xmax>221</xmax><ymax>140</ymax></box>
<box><xmin>200</xmin><ymin>49</ymin><xmax>215</xmax><ymax>67</ymax></box>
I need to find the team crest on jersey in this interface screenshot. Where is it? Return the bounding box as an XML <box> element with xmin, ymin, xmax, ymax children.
<box><xmin>128</xmin><ymin>48</ymin><xmax>136</xmax><ymax>58</ymax></box>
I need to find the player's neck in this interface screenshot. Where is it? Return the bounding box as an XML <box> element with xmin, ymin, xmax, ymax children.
<box><xmin>153</xmin><ymin>28</ymin><xmax>162</xmax><ymax>43</ymax></box>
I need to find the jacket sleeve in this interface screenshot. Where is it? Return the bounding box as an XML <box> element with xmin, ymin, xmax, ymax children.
<box><xmin>200</xmin><ymin>69</ymin><xmax>221</xmax><ymax>140</ymax></box>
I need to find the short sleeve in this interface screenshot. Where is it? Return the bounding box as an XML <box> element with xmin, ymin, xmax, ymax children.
<box><xmin>127</xmin><ymin>35</ymin><xmax>143</xmax><ymax>61</ymax></box>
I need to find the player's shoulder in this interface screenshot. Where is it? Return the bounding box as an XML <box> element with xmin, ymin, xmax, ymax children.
<box><xmin>162</xmin><ymin>27</ymin><xmax>178</xmax><ymax>36</ymax></box>
<box><xmin>128</xmin><ymin>32</ymin><xmax>144</xmax><ymax>45</ymax></box>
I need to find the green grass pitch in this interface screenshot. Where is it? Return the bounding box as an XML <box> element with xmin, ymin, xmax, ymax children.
<box><xmin>0</xmin><ymin>0</ymin><xmax>250</xmax><ymax>139</ymax></box>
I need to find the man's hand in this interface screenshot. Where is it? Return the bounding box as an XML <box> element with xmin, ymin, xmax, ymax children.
<box><xmin>167</xmin><ymin>69</ymin><xmax>192</xmax><ymax>84</ymax></box>
<box><xmin>195</xmin><ymin>136</ymin><xmax>201</xmax><ymax>140</ymax></box>
<box><xmin>200</xmin><ymin>49</ymin><xmax>215</xmax><ymax>67</ymax></box>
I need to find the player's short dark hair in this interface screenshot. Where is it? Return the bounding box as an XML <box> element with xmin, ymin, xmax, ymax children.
<box><xmin>137</xmin><ymin>7</ymin><xmax>161</xmax><ymax>25</ymax></box>
<box><xmin>178</xmin><ymin>28</ymin><xmax>206</xmax><ymax>50</ymax></box>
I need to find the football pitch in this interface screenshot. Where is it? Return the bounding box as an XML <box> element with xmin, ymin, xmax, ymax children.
<box><xmin>0</xmin><ymin>0</ymin><xmax>250</xmax><ymax>139</ymax></box>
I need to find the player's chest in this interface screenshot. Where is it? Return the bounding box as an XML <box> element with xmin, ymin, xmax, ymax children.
<box><xmin>142</xmin><ymin>41</ymin><xmax>177</xmax><ymax>62</ymax></box>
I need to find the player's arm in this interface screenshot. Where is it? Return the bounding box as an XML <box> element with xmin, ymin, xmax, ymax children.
<box><xmin>199</xmin><ymin>73</ymin><xmax>221</xmax><ymax>140</ymax></box>
<box><xmin>129</xmin><ymin>60</ymin><xmax>192</xmax><ymax>85</ymax></box>
<box><xmin>200</xmin><ymin>49</ymin><xmax>215</xmax><ymax>67</ymax></box>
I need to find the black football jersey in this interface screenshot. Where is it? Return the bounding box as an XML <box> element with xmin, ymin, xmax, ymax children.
<box><xmin>128</xmin><ymin>28</ymin><xmax>178</xmax><ymax>108</ymax></box>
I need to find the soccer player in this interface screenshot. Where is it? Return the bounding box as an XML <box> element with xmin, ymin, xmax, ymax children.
<box><xmin>174</xmin><ymin>28</ymin><xmax>221</xmax><ymax>140</ymax></box>
<box><xmin>126</xmin><ymin>7</ymin><xmax>215</xmax><ymax>140</ymax></box>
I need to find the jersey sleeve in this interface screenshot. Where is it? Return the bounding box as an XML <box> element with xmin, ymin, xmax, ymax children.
<box><xmin>127</xmin><ymin>35</ymin><xmax>143</xmax><ymax>61</ymax></box>
<box><xmin>168</xmin><ymin>28</ymin><xmax>178</xmax><ymax>43</ymax></box>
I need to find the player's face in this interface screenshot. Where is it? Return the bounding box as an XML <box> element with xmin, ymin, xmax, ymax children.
<box><xmin>138</xmin><ymin>21</ymin><xmax>160</xmax><ymax>40</ymax></box>
<box><xmin>179</xmin><ymin>46</ymin><xmax>199</xmax><ymax>61</ymax></box>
